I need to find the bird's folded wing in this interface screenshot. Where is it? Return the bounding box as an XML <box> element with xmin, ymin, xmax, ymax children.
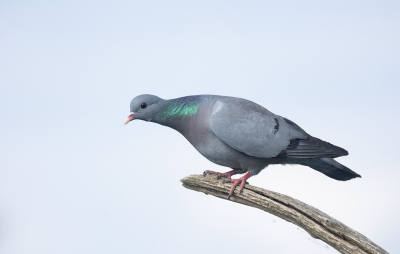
<box><xmin>210</xmin><ymin>98</ymin><xmax>292</xmax><ymax>158</ymax></box>
<box><xmin>282</xmin><ymin>135</ymin><xmax>349</xmax><ymax>158</ymax></box>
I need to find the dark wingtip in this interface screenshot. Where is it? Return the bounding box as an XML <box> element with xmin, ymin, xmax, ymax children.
<box><xmin>335</xmin><ymin>146</ymin><xmax>349</xmax><ymax>157</ymax></box>
<box><xmin>352</xmin><ymin>171</ymin><xmax>361</xmax><ymax>179</ymax></box>
<box><xmin>336</xmin><ymin>172</ymin><xmax>361</xmax><ymax>181</ymax></box>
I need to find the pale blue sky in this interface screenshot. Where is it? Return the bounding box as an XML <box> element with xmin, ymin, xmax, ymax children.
<box><xmin>1</xmin><ymin>1</ymin><xmax>399</xmax><ymax>253</ymax></box>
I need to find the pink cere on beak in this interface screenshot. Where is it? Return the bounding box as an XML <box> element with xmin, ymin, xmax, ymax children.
<box><xmin>124</xmin><ymin>112</ymin><xmax>136</xmax><ymax>125</ymax></box>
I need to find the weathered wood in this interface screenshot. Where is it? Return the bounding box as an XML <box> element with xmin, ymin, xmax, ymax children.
<box><xmin>181</xmin><ymin>174</ymin><xmax>388</xmax><ymax>254</ymax></box>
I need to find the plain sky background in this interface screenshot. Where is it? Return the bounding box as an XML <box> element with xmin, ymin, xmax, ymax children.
<box><xmin>1</xmin><ymin>1</ymin><xmax>399</xmax><ymax>253</ymax></box>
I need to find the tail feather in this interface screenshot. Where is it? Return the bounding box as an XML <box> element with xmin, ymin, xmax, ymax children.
<box><xmin>299</xmin><ymin>157</ymin><xmax>361</xmax><ymax>181</ymax></box>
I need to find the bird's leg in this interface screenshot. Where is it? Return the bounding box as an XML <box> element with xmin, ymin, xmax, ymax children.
<box><xmin>203</xmin><ymin>169</ymin><xmax>239</xmax><ymax>179</ymax></box>
<box><xmin>223</xmin><ymin>172</ymin><xmax>252</xmax><ymax>199</ymax></box>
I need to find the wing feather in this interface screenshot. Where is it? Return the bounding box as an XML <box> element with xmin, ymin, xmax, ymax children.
<box><xmin>210</xmin><ymin>97</ymin><xmax>348</xmax><ymax>159</ymax></box>
<box><xmin>279</xmin><ymin>119</ymin><xmax>349</xmax><ymax>158</ymax></box>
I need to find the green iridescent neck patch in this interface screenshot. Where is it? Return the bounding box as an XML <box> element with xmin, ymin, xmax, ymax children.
<box><xmin>163</xmin><ymin>98</ymin><xmax>200</xmax><ymax>119</ymax></box>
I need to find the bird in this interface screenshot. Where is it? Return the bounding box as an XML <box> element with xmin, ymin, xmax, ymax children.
<box><xmin>124</xmin><ymin>94</ymin><xmax>361</xmax><ymax>198</ymax></box>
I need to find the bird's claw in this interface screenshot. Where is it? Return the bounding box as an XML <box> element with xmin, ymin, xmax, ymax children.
<box><xmin>227</xmin><ymin>186</ymin><xmax>245</xmax><ymax>198</ymax></box>
<box><xmin>224</xmin><ymin>172</ymin><xmax>252</xmax><ymax>199</ymax></box>
<box><xmin>203</xmin><ymin>170</ymin><xmax>236</xmax><ymax>179</ymax></box>
<box><xmin>202</xmin><ymin>170</ymin><xmax>251</xmax><ymax>199</ymax></box>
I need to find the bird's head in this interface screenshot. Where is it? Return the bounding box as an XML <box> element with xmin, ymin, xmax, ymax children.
<box><xmin>124</xmin><ymin>94</ymin><xmax>163</xmax><ymax>124</ymax></box>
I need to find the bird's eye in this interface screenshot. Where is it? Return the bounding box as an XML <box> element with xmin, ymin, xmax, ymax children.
<box><xmin>141</xmin><ymin>103</ymin><xmax>147</xmax><ymax>109</ymax></box>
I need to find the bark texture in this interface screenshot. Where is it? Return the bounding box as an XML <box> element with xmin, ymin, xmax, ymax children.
<box><xmin>181</xmin><ymin>174</ymin><xmax>388</xmax><ymax>254</ymax></box>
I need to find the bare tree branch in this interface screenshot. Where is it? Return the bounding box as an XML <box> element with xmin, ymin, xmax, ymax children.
<box><xmin>181</xmin><ymin>174</ymin><xmax>388</xmax><ymax>254</ymax></box>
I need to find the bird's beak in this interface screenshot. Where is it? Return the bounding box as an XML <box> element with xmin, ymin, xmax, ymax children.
<box><xmin>124</xmin><ymin>112</ymin><xmax>136</xmax><ymax>125</ymax></box>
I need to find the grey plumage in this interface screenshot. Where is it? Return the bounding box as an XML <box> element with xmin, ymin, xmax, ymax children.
<box><xmin>125</xmin><ymin>94</ymin><xmax>361</xmax><ymax>189</ymax></box>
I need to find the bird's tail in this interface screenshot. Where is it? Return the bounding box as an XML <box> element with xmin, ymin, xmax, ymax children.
<box><xmin>298</xmin><ymin>157</ymin><xmax>361</xmax><ymax>181</ymax></box>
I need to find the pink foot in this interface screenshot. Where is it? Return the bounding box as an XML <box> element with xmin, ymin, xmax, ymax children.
<box><xmin>203</xmin><ymin>169</ymin><xmax>239</xmax><ymax>179</ymax></box>
<box><xmin>223</xmin><ymin>172</ymin><xmax>252</xmax><ymax>199</ymax></box>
